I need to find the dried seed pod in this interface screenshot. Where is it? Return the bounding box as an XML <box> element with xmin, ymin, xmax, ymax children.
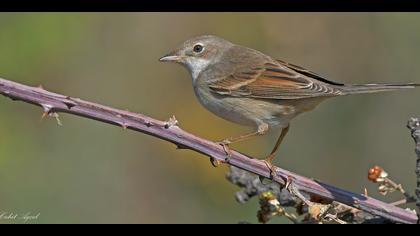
<box><xmin>368</xmin><ymin>165</ymin><xmax>387</xmax><ymax>183</ymax></box>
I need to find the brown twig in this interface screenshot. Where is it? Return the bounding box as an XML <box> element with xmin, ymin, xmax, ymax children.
<box><xmin>0</xmin><ymin>78</ymin><xmax>417</xmax><ymax>224</ymax></box>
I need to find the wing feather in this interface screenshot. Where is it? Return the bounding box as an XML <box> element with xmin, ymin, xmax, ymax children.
<box><xmin>208</xmin><ymin>60</ymin><xmax>343</xmax><ymax>100</ymax></box>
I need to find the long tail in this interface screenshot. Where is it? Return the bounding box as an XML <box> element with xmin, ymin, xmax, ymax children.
<box><xmin>338</xmin><ymin>83</ymin><xmax>420</xmax><ymax>95</ymax></box>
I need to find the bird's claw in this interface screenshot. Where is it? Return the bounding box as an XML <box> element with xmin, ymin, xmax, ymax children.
<box><xmin>258</xmin><ymin>159</ymin><xmax>277</xmax><ymax>185</ymax></box>
<box><xmin>216</xmin><ymin>139</ymin><xmax>233</xmax><ymax>161</ymax></box>
<box><xmin>260</xmin><ymin>157</ymin><xmax>291</xmax><ymax>186</ymax></box>
<box><xmin>285</xmin><ymin>176</ymin><xmax>294</xmax><ymax>190</ymax></box>
<box><xmin>263</xmin><ymin>159</ymin><xmax>276</xmax><ymax>179</ymax></box>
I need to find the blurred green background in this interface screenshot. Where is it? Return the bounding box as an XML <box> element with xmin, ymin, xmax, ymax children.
<box><xmin>0</xmin><ymin>13</ymin><xmax>419</xmax><ymax>223</ymax></box>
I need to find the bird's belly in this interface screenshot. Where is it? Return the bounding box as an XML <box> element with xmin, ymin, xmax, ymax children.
<box><xmin>194</xmin><ymin>88</ymin><xmax>295</xmax><ymax>129</ymax></box>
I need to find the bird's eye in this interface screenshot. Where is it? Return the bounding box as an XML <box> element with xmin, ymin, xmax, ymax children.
<box><xmin>193</xmin><ymin>44</ymin><xmax>204</xmax><ymax>53</ymax></box>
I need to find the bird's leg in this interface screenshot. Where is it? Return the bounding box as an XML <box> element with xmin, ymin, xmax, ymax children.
<box><xmin>218</xmin><ymin>131</ymin><xmax>259</xmax><ymax>155</ymax></box>
<box><xmin>263</xmin><ymin>125</ymin><xmax>290</xmax><ymax>178</ymax></box>
<box><xmin>213</xmin><ymin>123</ymin><xmax>269</xmax><ymax>166</ymax></box>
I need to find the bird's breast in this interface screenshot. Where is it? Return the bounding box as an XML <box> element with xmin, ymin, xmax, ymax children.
<box><xmin>192</xmin><ymin>83</ymin><xmax>296</xmax><ymax>129</ymax></box>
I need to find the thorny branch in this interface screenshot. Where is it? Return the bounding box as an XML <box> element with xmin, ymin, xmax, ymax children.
<box><xmin>0</xmin><ymin>78</ymin><xmax>418</xmax><ymax>224</ymax></box>
<box><xmin>228</xmin><ymin>166</ymin><xmax>394</xmax><ymax>224</ymax></box>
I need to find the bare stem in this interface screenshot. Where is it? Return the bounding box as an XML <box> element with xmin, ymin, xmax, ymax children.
<box><xmin>0</xmin><ymin>78</ymin><xmax>417</xmax><ymax>224</ymax></box>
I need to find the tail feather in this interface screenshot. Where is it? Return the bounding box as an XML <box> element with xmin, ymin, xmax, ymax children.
<box><xmin>338</xmin><ymin>83</ymin><xmax>420</xmax><ymax>95</ymax></box>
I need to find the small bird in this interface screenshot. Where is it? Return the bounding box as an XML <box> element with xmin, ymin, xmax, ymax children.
<box><xmin>160</xmin><ymin>35</ymin><xmax>418</xmax><ymax>174</ymax></box>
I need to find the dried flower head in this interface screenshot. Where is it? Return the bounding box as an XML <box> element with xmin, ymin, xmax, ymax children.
<box><xmin>368</xmin><ymin>165</ymin><xmax>388</xmax><ymax>183</ymax></box>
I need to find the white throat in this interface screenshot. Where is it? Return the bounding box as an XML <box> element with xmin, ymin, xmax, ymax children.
<box><xmin>185</xmin><ymin>58</ymin><xmax>211</xmax><ymax>81</ymax></box>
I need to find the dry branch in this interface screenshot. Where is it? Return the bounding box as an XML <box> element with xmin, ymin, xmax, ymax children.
<box><xmin>0</xmin><ymin>78</ymin><xmax>417</xmax><ymax>224</ymax></box>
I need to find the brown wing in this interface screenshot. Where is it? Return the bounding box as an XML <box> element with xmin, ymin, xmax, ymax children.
<box><xmin>275</xmin><ymin>59</ymin><xmax>344</xmax><ymax>86</ymax></box>
<box><xmin>208</xmin><ymin>60</ymin><xmax>344</xmax><ymax>100</ymax></box>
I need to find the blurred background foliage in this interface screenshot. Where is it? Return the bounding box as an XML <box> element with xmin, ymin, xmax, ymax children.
<box><xmin>0</xmin><ymin>13</ymin><xmax>419</xmax><ymax>223</ymax></box>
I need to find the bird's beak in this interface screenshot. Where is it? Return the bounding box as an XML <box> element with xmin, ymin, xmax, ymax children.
<box><xmin>159</xmin><ymin>53</ymin><xmax>185</xmax><ymax>62</ymax></box>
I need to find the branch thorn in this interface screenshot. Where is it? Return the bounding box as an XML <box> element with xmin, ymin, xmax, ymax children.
<box><xmin>40</xmin><ymin>104</ymin><xmax>62</xmax><ymax>126</ymax></box>
<box><xmin>164</xmin><ymin>115</ymin><xmax>178</xmax><ymax>129</ymax></box>
<box><xmin>210</xmin><ymin>157</ymin><xmax>223</xmax><ymax>167</ymax></box>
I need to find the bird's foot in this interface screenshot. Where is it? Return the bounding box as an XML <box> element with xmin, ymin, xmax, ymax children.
<box><xmin>258</xmin><ymin>157</ymin><xmax>278</xmax><ymax>185</ymax></box>
<box><xmin>285</xmin><ymin>175</ymin><xmax>294</xmax><ymax>191</ymax></box>
<box><xmin>209</xmin><ymin>139</ymin><xmax>233</xmax><ymax>167</ymax></box>
<box><xmin>216</xmin><ymin>139</ymin><xmax>233</xmax><ymax>161</ymax></box>
<box><xmin>263</xmin><ymin>156</ymin><xmax>277</xmax><ymax>179</ymax></box>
